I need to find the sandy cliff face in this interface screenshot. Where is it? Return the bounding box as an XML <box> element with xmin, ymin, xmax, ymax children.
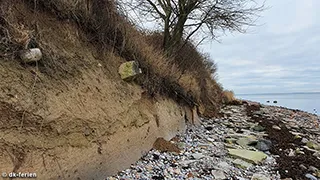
<box><xmin>0</xmin><ymin>2</ymin><xmax>187</xmax><ymax>179</ymax></box>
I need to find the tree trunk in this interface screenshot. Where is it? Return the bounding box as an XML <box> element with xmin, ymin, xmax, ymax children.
<box><xmin>165</xmin><ymin>14</ymin><xmax>187</xmax><ymax>54</ymax></box>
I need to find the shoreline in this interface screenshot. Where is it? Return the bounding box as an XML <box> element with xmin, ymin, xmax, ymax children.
<box><xmin>107</xmin><ymin>101</ymin><xmax>320</xmax><ymax>179</ymax></box>
<box><xmin>245</xmin><ymin>102</ymin><xmax>320</xmax><ymax>179</ymax></box>
<box><xmin>239</xmin><ymin>98</ymin><xmax>320</xmax><ymax>116</ymax></box>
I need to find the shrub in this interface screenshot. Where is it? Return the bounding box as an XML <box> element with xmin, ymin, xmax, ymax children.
<box><xmin>222</xmin><ymin>90</ymin><xmax>237</xmax><ymax>104</ymax></box>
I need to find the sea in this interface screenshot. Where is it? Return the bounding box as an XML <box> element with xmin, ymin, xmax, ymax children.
<box><xmin>236</xmin><ymin>92</ymin><xmax>320</xmax><ymax>115</ymax></box>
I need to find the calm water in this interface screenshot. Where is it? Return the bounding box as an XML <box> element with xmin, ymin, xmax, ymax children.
<box><xmin>236</xmin><ymin>93</ymin><xmax>320</xmax><ymax>114</ymax></box>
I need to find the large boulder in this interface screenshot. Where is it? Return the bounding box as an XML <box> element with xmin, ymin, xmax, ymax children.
<box><xmin>118</xmin><ymin>61</ymin><xmax>142</xmax><ymax>81</ymax></box>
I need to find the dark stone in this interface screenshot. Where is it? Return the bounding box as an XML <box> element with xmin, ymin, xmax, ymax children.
<box><xmin>153</xmin><ymin>154</ymin><xmax>160</xmax><ymax>160</ymax></box>
<box><xmin>252</xmin><ymin>125</ymin><xmax>265</xmax><ymax>132</ymax></box>
<box><xmin>256</xmin><ymin>139</ymin><xmax>272</xmax><ymax>151</ymax></box>
<box><xmin>152</xmin><ymin>175</ymin><xmax>165</xmax><ymax>180</ymax></box>
<box><xmin>273</xmin><ymin>100</ymin><xmax>278</xmax><ymax>103</ymax></box>
<box><xmin>205</xmin><ymin>126</ymin><xmax>213</xmax><ymax>131</ymax></box>
<box><xmin>170</xmin><ymin>163</ymin><xmax>178</xmax><ymax>167</ymax></box>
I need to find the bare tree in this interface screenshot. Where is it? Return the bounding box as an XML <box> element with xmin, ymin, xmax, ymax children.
<box><xmin>120</xmin><ymin>0</ymin><xmax>265</xmax><ymax>53</ymax></box>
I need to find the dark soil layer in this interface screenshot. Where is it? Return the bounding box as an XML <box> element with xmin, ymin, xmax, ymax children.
<box><xmin>246</xmin><ymin>104</ymin><xmax>320</xmax><ymax>179</ymax></box>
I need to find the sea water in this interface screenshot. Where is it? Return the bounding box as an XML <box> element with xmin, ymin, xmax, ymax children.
<box><xmin>236</xmin><ymin>92</ymin><xmax>320</xmax><ymax>114</ymax></box>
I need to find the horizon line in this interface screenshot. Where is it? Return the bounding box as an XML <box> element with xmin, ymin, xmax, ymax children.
<box><xmin>236</xmin><ymin>92</ymin><xmax>320</xmax><ymax>96</ymax></box>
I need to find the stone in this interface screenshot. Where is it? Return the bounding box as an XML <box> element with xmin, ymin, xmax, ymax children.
<box><xmin>217</xmin><ymin>161</ymin><xmax>231</xmax><ymax>170</ymax></box>
<box><xmin>308</xmin><ymin>166</ymin><xmax>318</xmax><ymax>173</ymax></box>
<box><xmin>236</xmin><ymin>177</ymin><xmax>247</xmax><ymax>180</ymax></box>
<box><xmin>191</xmin><ymin>153</ymin><xmax>205</xmax><ymax>160</ymax></box>
<box><xmin>306</xmin><ymin>141</ymin><xmax>320</xmax><ymax>150</ymax></box>
<box><xmin>272</xmin><ymin>125</ymin><xmax>281</xmax><ymax>130</ymax></box>
<box><xmin>145</xmin><ymin>164</ymin><xmax>153</xmax><ymax>171</ymax></box>
<box><xmin>256</xmin><ymin>140</ymin><xmax>272</xmax><ymax>152</ymax></box>
<box><xmin>176</xmin><ymin>142</ymin><xmax>185</xmax><ymax>149</ymax></box>
<box><xmin>187</xmin><ymin>172</ymin><xmax>194</xmax><ymax>178</ymax></box>
<box><xmin>253</xmin><ymin>111</ymin><xmax>264</xmax><ymax>116</ymax></box>
<box><xmin>207</xmin><ymin>137</ymin><xmax>215</xmax><ymax>142</ymax></box>
<box><xmin>225</xmin><ymin>138</ymin><xmax>237</xmax><ymax>144</ymax></box>
<box><xmin>236</xmin><ymin>137</ymin><xmax>257</xmax><ymax>148</ymax></box>
<box><xmin>173</xmin><ymin>168</ymin><xmax>181</xmax><ymax>174</ymax></box>
<box><xmin>294</xmin><ymin>135</ymin><xmax>302</xmax><ymax>139</ymax></box>
<box><xmin>252</xmin><ymin>125</ymin><xmax>265</xmax><ymax>132</ymax></box>
<box><xmin>228</xmin><ymin>149</ymin><xmax>267</xmax><ymax>164</ymax></box>
<box><xmin>20</xmin><ymin>48</ymin><xmax>42</xmax><ymax>63</ymax></box>
<box><xmin>303</xmin><ymin>146</ymin><xmax>318</xmax><ymax>153</ymax></box>
<box><xmin>305</xmin><ymin>173</ymin><xmax>317</xmax><ymax>180</ymax></box>
<box><xmin>232</xmin><ymin>158</ymin><xmax>253</xmax><ymax>169</ymax></box>
<box><xmin>179</xmin><ymin>160</ymin><xmax>196</xmax><ymax>167</ymax></box>
<box><xmin>231</xmin><ymin>108</ymin><xmax>241</xmax><ymax>113</ymax></box>
<box><xmin>315</xmin><ymin>170</ymin><xmax>320</xmax><ymax>178</ymax></box>
<box><xmin>118</xmin><ymin>61</ymin><xmax>142</xmax><ymax>81</ymax></box>
<box><xmin>211</xmin><ymin>170</ymin><xmax>226</xmax><ymax>179</ymax></box>
<box><xmin>251</xmin><ymin>173</ymin><xmax>270</xmax><ymax>180</ymax></box>
<box><xmin>153</xmin><ymin>138</ymin><xmax>180</xmax><ymax>153</ymax></box>
<box><xmin>295</xmin><ymin>148</ymin><xmax>305</xmax><ymax>155</ymax></box>
<box><xmin>313</xmin><ymin>151</ymin><xmax>320</xmax><ymax>158</ymax></box>
<box><xmin>205</xmin><ymin>126</ymin><xmax>214</xmax><ymax>131</ymax></box>
<box><xmin>288</xmin><ymin>149</ymin><xmax>295</xmax><ymax>157</ymax></box>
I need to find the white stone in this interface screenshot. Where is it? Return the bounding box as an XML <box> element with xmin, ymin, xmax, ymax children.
<box><xmin>272</xmin><ymin>125</ymin><xmax>281</xmax><ymax>130</ymax></box>
<box><xmin>191</xmin><ymin>153</ymin><xmax>205</xmax><ymax>160</ymax></box>
<box><xmin>211</xmin><ymin>170</ymin><xmax>226</xmax><ymax>179</ymax></box>
<box><xmin>20</xmin><ymin>48</ymin><xmax>42</xmax><ymax>63</ymax></box>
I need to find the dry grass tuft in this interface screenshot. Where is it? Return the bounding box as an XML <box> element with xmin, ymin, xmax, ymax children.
<box><xmin>222</xmin><ymin>90</ymin><xmax>239</xmax><ymax>105</ymax></box>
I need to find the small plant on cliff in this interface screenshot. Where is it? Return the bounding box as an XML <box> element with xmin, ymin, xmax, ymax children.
<box><xmin>222</xmin><ymin>90</ymin><xmax>236</xmax><ymax>104</ymax></box>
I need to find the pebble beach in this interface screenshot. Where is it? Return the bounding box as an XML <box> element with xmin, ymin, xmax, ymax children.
<box><xmin>107</xmin><ymin>102</ymin><xmax>320</xmax><ymax>180</ymax></box>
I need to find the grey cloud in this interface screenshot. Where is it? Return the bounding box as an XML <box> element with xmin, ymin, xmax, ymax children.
<box><xmin>201</xmin><ymin>0</ymin><xmax>320</xmax><ymax>93</ymax></box>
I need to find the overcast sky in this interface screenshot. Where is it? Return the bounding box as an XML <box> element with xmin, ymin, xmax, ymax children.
<box><xmin>200</xmin><ymin>0</ymin><xmax>320</xmax><ymax>94</ymax></box>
